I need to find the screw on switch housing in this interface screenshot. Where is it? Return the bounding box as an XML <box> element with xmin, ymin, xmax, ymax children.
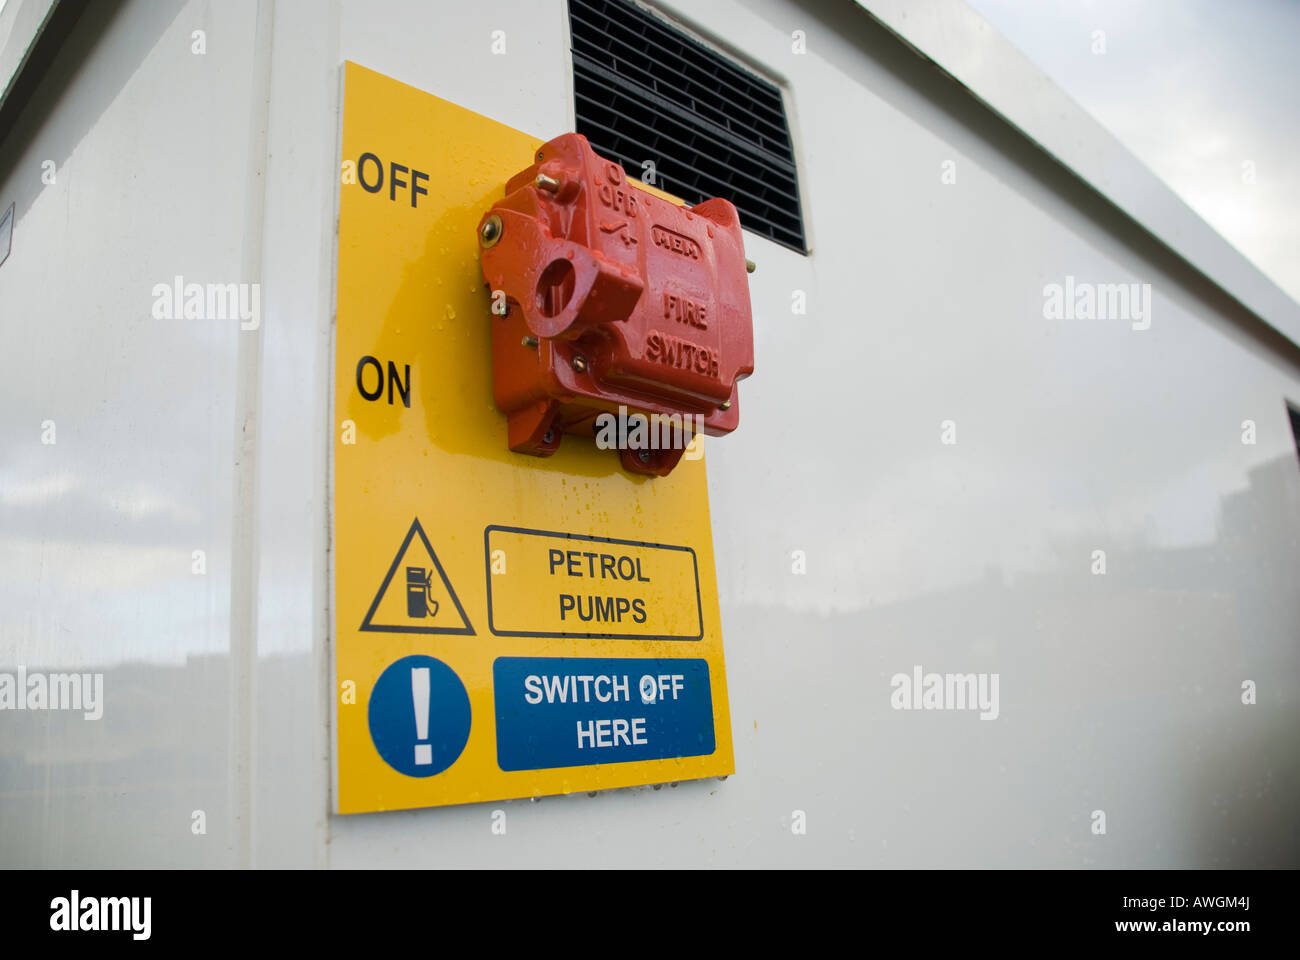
<box><xmin>477</xmin><ymin>133</ymin><xmax>755</xmax><ymax>476</ymax></box>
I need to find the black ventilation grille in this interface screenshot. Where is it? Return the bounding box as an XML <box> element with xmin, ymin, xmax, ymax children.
<box><xmin>569</xmin><ymin>0</ymin><xmax>807</xmax><ymax>253</ymax></box>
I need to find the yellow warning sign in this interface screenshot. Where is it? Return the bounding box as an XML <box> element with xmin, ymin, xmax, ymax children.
<box><xmin>361</xmin><ymin>518</ymin><xmax>474</xmax><ymax>636</ymax></box>
<box><xmin>333</xmin><ymin>63</ymin><xmax>734</xmax><ymax>813</ymax></box>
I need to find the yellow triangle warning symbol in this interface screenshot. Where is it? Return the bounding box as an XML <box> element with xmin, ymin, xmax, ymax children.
<box><xmin>360</xmin><ymin>518</ymin><xmax>474</xmax><ymax>635</ymax></box>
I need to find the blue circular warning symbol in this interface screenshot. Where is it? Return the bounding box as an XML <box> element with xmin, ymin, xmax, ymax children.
<box><xmin>368</xmin><ymin>655</ymin><xmax>471</xmax><ymax>777</ymax></box>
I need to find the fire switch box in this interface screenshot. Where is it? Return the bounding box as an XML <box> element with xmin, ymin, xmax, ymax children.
<box><xmin>477</xmin><ymin>133</ymin><xmax>755</xmax><ymax>476</ymax></box>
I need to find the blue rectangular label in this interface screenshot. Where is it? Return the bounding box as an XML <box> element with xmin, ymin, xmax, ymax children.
<box><xmin>494</xmin><ymin>657</ymin><xmax>715</xmax><ymax>771</ymax></box>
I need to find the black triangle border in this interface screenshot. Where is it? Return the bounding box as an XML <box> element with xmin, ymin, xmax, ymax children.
<box><xmin>359</xmin><ymin>517</ymin><xmax>475</xmax><ymax>635</ymax></box>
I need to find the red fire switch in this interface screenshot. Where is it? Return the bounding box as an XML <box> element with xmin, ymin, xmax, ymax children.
<box><xmin>477</xmin><ymin>133</ymin><xmax>754</xmax><ymax>476</ymax></box>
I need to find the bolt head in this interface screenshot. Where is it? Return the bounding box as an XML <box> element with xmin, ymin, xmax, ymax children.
<box><xmin>637</xmin><ymin>450</ymin><xmax>650</xmax><ymax>463</ymax></box>
<box><xmin>571</xmin><ymin>355</ymin><xmax>587</xmax><ymax>373</ymax></box>
<box><xmin>480</xmin><ymin>214</ymin><xmax>503</xmax><ymax>248</ymax></box>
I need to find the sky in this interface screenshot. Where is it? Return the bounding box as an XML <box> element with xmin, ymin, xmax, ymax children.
<box><xmin>965</xmin><ymin>0</ymin><xmax>1300</xmax><ymax>306</ymax></box>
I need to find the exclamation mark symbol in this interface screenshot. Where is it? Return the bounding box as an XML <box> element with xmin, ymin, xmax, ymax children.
<box><xmin>412</xmin><ymin>667</ymin><xmax>432</xmax><ymax>766</ymax></box>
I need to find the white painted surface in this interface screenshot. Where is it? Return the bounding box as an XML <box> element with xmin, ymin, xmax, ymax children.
<box><xmin>0</xmin><ymin>0</ymin><xmax>259</xmax><ymax>866</ymax></box>
<box><xmin>859</xmin><ymin>0</ymin><xmax>1300</xmax><ymax>350</ymax></box>
<box><xmin>1</xmin><ymin>0</ymin><xmax>1297</xmax><ymax>867</ymax></box>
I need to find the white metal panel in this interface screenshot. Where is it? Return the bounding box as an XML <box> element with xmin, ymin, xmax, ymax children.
<box><xmin>246</xmin><ymin>0</ymin><xmax>335</xmax><ymax>869</ymax></box>
<box><xmin>306</xmin><ymin>0</ymin><xmax>1300</xmax><ymax>868</ymax></box>
<box><xmin>858</xmin><ymin>0</ymin><xmax>1300</xmax><ymax>350</ymax></box>
<box><xmin>317</xmin><ymin>0</ymin><xmax>1300</xmax><ymax>867</ymax></box>
<box><xmin>0</xmin><ymin>0</ymin><xmax>263</xmax><ymax>866</ymax></box>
